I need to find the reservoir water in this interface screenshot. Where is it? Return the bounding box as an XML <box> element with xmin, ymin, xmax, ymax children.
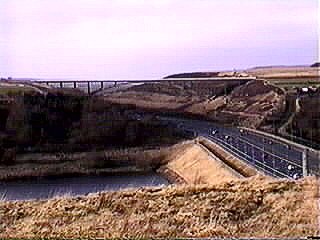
<box><xmin>0</xmin><ymin>173</ymin><xmax>169</xmax><ymax>201</ymax></box>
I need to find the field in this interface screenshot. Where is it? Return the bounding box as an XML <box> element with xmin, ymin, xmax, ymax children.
<box><xmin>268</xmin><ymin>78</ymin><xmax>320</xmax><ymax>88</ymax></box>
<box><xmin>245</xmin><ymin>66</ymin><xmax>320</xmax><ymax>88</ymax></box>
<box><xmin>0</xmin><ymin>85</ymin><xmax>36</xmax><ymax>95</ymax></box>
<box><xmin>246</xmin><ymin>66</ymin><xmax>319</xmax><ymax>79</ymax></box>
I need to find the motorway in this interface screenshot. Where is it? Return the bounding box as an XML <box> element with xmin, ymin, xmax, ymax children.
<box><xmin>158</xmin><ymin>116</ymin><xmax>319</xmax><ymax>179</ymax></box>
<box><xmin>5</xmin><ymin>79</ymin><xmax>317</xmax><ymax>179</ymax></box>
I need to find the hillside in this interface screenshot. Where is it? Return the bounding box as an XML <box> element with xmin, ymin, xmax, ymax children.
<box><xmin>0</xmin><ymin>83</ymin><xmax>188</xmax><ymax>180</ymax></box>
<box><xmin>164</xmin><ymin>65</ymin><xmax>319</xmax><ymax>80</ymax></box>
<box><xmin>160</xmin><ymin>142</ymin><xmax>242</xmax><ymax>184</ymax></box>
<box><xmin>0</xmin><ymin>176</ymin><xmax>318</xmax><ymax>238</ymax></box>
<box><xmin>290</xmin><ymin>91</ymin><xmax>320</xmax><ymax>145</ymax></box>
<box><xmin>311</xmin><ymin>62</ymin><xmax>320</xmax><ymax>68</ymax></box>
<box><xmin>164</xmin><ymin>72</ymin><xmax>220</xmax><ymax>78</ymax></box>
<box><xmin>103</xmin><ymin>79</ymin><xmax>286</xmax><ymax>129</ymax></box>
<box><xmin>246</xmin><ymin>65</ymin><xmax>319</xmax><ymax>79</ymax></box>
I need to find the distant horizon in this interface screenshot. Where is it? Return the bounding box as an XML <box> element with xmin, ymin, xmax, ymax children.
<box><xmin>1</xmin><ymin>0</ymin><xmax>318</xmax><ymax>79</ymax></box>
<box><xmin>1</xmin><ymin>62</ymin><xmax>317</xmax><ymax>80</ymax></box>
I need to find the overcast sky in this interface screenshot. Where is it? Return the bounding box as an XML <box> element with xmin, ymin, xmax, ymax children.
<box><xmin>1</xmin><ymin>0</ymin><xmax>319</xmax><ymax>79</ymax></box>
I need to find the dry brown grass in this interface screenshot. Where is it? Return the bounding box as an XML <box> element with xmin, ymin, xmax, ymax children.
<box><xmin>103</xmin><ymin>80</ymin><xmax>285</xmax><ymax>129</ymax></box>
<box><xmin>198</xmin><ymin>137</ymin><xmax>259</xmax><ymax>178</ymax></box>
<box><xmin>247</xmin><ymin>66</ymin><xmax>320</xmax><ymax>79</ymax></box>
<box><xmin>0</xmin><ymin>147</ymin><xmax>172</xmax><ymax>181</ymax></box>
<box><xmin>163</xmin><ymin>143</ymin><xmax>241</xmax><ymax>184</ymax></box>
<box><xmin>0</xmin><ymin>176</ymin><xmax>318</xmax><ymax>238</ymax></box>
<box><xmin>104</xmin><ymin>91</ymin><xmax>201</xmax><ymax>111</ymax></box>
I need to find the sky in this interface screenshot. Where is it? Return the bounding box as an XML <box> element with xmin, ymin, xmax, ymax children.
<box><xmin>0</xmin><ymin>0</ymin><xmax>319</xmax><ymax>79</ymax></box>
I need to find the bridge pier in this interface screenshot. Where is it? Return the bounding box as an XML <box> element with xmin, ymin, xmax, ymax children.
<box><xmin>73</xmin><ymin>81</ymin><xmax>77</xmax><ymax>88</ymax></box>
<box><xmin>60</xmin><ymin>82</ymin><xmax>63</xmax><ymax>88</ymax></box>
<box><xmin>87</xmin><ymin>82</ymin><xmax>91</xmax><ymax>95</ymax></box>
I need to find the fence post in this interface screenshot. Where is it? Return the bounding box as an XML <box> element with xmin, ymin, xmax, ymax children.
<box><xmin>302</xmin><ymin>149</ymin><xmax>308</xmax><ymax>177</ymax></box>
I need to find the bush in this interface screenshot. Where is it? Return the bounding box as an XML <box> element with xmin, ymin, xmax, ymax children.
<box><xmin>0</xmin><ymin>148</ymin><xmax>16</xmax><ymax>165</ymax></box>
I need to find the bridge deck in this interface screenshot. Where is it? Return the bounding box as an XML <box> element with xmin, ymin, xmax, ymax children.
<box><xmin>33</xmin><ymin>77</ymin><xmax>256</xmax><ymax>95</ymax></box>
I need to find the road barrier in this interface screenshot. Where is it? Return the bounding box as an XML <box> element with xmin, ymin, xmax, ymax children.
<box><xmin>239</xmin><ymin>127</ymin><xmax>320</xmax><ymax>177</ymax></box>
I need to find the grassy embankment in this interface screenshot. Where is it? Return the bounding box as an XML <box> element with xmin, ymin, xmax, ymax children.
<box><xmin>0</xmin><ymin>176</ymin><xmax>318</xmax><ymax>238</ymax></box>
<box><xmin>159</xmin><ymin>141</ymin><xmax>243</xmax><ymax>185</ymax></box>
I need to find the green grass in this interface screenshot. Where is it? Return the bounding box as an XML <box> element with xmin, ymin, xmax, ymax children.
<box><xmin>267</xmin><ymin>79</ymin><xmax>320</xmax><ymax>89</ymax></box>
<box><xmin>0</xmin><ymin>86</ymin><xmax>36</xmax><ymax>96</ymax></box>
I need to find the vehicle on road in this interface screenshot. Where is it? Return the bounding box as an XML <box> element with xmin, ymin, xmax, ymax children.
<box><xmin>211</xmin><ymin>129</ymin><xmax>218</xmax><ymax>135</ymax></box>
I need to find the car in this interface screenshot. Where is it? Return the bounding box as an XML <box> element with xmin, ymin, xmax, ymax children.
<box><xmin>211</xmin><ymin>129</ymin><xmax>218</xmax><ymax>135</ymax></box>
<box><xmin>224</xmin><ymin>135</ymin><xmax>230</xmax><ymax>140</ymax></box>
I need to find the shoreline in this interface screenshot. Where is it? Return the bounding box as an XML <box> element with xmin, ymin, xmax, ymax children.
<box><xmin>0</xmin><ymin>167</ymin><xmax>161</xmax><ymax>183</ymax></box>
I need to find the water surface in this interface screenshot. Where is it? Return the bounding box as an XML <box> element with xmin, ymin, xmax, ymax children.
<box><xmin>0</xmin><ymin>173</ymin><xmax>169</xmax><ymax>201</ymax></box>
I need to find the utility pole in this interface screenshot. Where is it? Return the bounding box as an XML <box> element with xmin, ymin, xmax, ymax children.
<box><xmin>87</xmin><ymin>82</ymin><xmax>91</xmax><ymax>95</ymax></box>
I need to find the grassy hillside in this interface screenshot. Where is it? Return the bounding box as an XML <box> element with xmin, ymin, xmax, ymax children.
<box><xmin>103</xmin><ymin>80</ymin><xmax>285</xmax><ymax>129</ymax></box>
<box><xmin>0</xmin><ymin>176</ymin><xmax>318</xmax><ymax>238</ymax></box>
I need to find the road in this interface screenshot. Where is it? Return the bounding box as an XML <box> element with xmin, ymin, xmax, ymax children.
<box><xmin>158</xmin><ymin>116</ymin><xmax>319</xmax><ymax>179</ymax></box>
<box><xmin>2</xmin><ymin>79</ymin><xmax>317</xmax><ymax>179</ymax></box>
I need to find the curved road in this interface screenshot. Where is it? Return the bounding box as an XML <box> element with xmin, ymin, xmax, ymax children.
<box><xmin>5</xmin><ymin>80</ymin><xmax>317</xmax><ymax>180</ymax></box>
<box><xmin>158</xmin><ymin>116</ymin><xmax>319</xmax><ymax>179</ymax></box>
